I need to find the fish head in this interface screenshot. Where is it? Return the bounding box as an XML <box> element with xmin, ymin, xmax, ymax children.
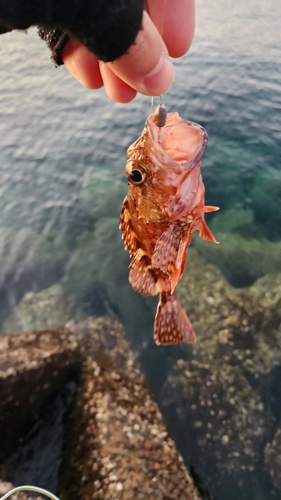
<box><xmin>124</xmin><ymin>111</ymin><xmax>208</xmax><ymax>223</ymax></box>
<box><xmin>125</xmin><ymin>145</ymin><xmax>177</xmax><ymax>223</ymax></box>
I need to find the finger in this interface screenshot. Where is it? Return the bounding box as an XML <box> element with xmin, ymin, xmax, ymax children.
<box><xmin>146</xmin><ymin>0</ymin><xmax>195</xmax><ymax>57</ymax></box>
<box><xmin>62</xmin><ymin>40</ymin><xmax>103</xmax><ymax>89</ymax></box>
<box><xmin>99</xmin><ymin>63</ymin><xmax>137</xmax><ymax>103</ymax></box>
<box><xmin>107</xmin><ymin>11</ymin><xmax>175</xmax><ymax>96</ymax></box>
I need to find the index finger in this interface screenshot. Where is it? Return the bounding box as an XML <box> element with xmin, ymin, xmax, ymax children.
<box><xmin>146</xmin><ymin>0</ymin><xmax>195</xmax><ymax>58</ymax></box>
<box><xmin>106</xmin><ymin>11</ymin><xmax>175</xmax><ymax>96</ymax></box>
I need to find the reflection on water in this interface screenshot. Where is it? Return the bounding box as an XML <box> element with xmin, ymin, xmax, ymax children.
<box><xmin>0</xmin><ymin>0</ymin><xmax>281</xmax><ymax>498</ymax></box>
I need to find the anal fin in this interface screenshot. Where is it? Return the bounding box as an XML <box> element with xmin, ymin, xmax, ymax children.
<box><xmin>199</xmin><ymin>219</ymin><xmax>219</xmax><ymax>244</ymax></box>
<box><xmin>154</xmin><ymin>292</ymin><xmax>196</xmax><ymax>346</ymax></box>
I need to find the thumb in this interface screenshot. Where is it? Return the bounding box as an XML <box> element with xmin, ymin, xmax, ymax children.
<box><xmin>106</xmin><ymin>11</ymin><xmax>175</xmax><ymax>96</ymax></box>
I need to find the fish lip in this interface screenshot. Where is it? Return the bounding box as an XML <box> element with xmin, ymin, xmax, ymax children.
<box><xmin>180</xmin><ymin>124</ymin><xmax>208</xmax><ymax>169</ymax></box>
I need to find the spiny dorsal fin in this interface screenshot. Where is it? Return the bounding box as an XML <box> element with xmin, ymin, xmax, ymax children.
<box><xmin>154</xmin><ymin>292</ymin><xmax>196</xmax><ymax>346</ymax></box>
<box><xmin>119</xmin><ymin>199</ymin><xmax>137</xmax><ymax>257</ymax></box>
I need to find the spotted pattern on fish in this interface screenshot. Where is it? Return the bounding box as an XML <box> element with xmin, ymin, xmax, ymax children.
<box><xmin>129</xmin><ymin>256</ymin><xmax>158</xmax><ymax>296</ymax></box>
<box><xmin>152</xmin><ymin>223</ymin><xmax>186</xmax><ymax>276</ymax></box>
<box><xmin>154</xmin><ymin>292</ymin><xmax>196</xmax><ymax>345</ymax></box>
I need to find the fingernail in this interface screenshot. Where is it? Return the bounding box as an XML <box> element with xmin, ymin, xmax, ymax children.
<box><xmin>142</xmin><ymin>53</ymin><xmax>175</xmax><ymax>94</ymax></box>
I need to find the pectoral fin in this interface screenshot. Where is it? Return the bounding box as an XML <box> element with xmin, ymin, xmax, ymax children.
<box><xmin>152</xmin><ymin>225</ymin><xmax>180</xmax><ymax>273</ymax></box>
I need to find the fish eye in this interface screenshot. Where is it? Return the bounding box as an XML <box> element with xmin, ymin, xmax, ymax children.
<box><xmin>130</xmin><ymin>169</ymin><xmax>143</xmax><ymax>183</ymax></box>
<box><xmin>126</xmin><ymin>164</ymin><xmax>146</xmax><ymax>185</ymax></box>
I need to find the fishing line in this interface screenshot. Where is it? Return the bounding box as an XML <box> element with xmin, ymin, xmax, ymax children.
<box><xmin>0</xmin><ymin>485</ymin><xmax>61</xmax><ymax>500</ymax></box>
<box><xmin>151</xmin><ymin>94</ymin><xmax>164</xmax><ymax>110</ymax></box>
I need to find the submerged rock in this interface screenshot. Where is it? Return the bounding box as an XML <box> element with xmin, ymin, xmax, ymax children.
<box><xmin>195</xmin><ymin>233</ymin><xmax>281</xmax><ymax>287</ymax></box>
<box><xmin>61</xmin><ymin>218</ymin><xmax>156</xmax><ymax>350</ymax></box>
<box><xmin>208</xmin><ymin>207</ymin><xmax>255</xmax><ymax>236</ymax></box>
<box><xmin>2</xmin><ymin>285</ymin><xmax>74</xmax><ymax>334</ymax></box>
<box><xmin>251</xmin><ymin>171</ymin><xmax>281</xmax><ymax>241</ymax></box>
<box><xmin>0</xmin><ymin>228</ymin><xmax>67</xmax><ymax>275</ymax></box>
<box><xmin>160</xmin><ymin>249</ymin><xmax>281</xmax><ymax>500</ymax></box>
<box><xmin>0</xmin><ymin>228</ymin><xmax>69</xmax><ymax>328</ymax></box>
<box><xmin>0</xmin><ymin>318</ymin><xmax>200</xmax><ymax>500</ymax></box>
<box><xmin>61</xmin><ymin>219</ymin><xmax>126</xmax><ymax>300</ymax></box>
<box><xmin>265</xmin><ymin>427</ymin><xmax>281</xmax><ymax>491</ymax></box>
<box><xmin>80</xmin><ymin>281</ymin><xmax>119</xmax><ymax>317</ymax></box>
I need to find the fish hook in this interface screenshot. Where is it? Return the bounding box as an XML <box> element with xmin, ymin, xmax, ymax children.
<box><xmin>151</xmin><ymin>95</ymin><xmax>167</xmax><ymax>128</ymax></box>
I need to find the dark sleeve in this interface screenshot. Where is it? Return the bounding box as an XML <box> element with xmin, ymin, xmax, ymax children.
<box><xmin>0</xmin><ymin>0</ymin><xmax>144</xmax><ymax>63</ymax></box>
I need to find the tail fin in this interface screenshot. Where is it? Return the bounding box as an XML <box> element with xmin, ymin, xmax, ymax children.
<box><xmin>154</xmin><ymin>292</ymin><xmax>196</xmax><ymax>346</ymax></box>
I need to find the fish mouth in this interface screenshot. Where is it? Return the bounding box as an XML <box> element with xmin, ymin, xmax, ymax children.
<box><xmin>147</xmin><ymin>111</ymin><xmax>208</xmax><ymax>170</ymax></box>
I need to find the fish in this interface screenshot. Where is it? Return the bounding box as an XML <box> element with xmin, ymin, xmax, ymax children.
<box><xmin>119</xmin><ymin>106</ymin><xmax>219</xmax><ymax>346</ymax></box>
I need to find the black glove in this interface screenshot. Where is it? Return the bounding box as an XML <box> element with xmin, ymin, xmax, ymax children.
<box><xmin>0</xmin><ymin>0</ymin><xmax>144</xmax><ymax>64</ymax></box>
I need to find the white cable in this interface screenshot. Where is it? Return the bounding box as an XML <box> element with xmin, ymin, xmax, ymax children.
<box><xmin>0</xmin><ymin>485</ymin><xmax>60</xmax><ymax>500</ymax></box>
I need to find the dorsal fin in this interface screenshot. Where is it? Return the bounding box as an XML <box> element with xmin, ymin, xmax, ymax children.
<box><xmin>154</xmin><ymin>292</ymin><xmax>196</xmax><ymax>346</ymax></box>
<box><xmin>119</xmin><ymin>199</ymin><xmax>137</xmax><ymax>257</ymax></box>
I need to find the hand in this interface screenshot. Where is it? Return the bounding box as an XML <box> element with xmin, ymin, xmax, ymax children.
<box><xmin>61</xmin><ymin>0</ymin><xmax>195</xmax><ymax>103</ymax></box>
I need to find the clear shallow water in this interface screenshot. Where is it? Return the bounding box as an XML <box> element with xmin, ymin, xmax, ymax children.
<box><xmin>0</xmin><ymin>0</ymin><xmax>281</xmax><ymax>498</ymax></box>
